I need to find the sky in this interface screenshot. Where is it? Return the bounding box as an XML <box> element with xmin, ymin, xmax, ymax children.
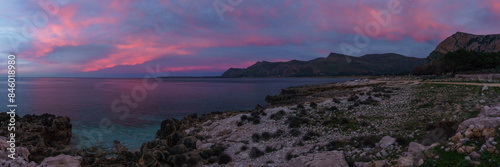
<box><xmin>0</xmin><ymin>0</ymin><xmax>499</xmax><ymax>77</ymax></box>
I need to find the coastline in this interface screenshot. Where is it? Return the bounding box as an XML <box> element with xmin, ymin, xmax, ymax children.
<box><xmin>1</xmin><ymin>76</ymin><xmax>500</xmax><ymax>166</ymax></box>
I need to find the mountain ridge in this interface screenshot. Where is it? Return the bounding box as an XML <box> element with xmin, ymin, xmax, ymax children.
<box><xmin>222</xmin><ymin>53</ymin><xmax>426</xmax><ymax>77</ymax></box>
<box><xmin>427</xmin><ymin>31</ymin><xmax>500</xmax><ymax>62</ymax></box>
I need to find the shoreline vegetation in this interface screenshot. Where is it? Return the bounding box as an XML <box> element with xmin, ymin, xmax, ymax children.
<box><xmin>1</xmin><ymin>76</ymin><xmax>500</xmax><ymax>166</ymax></box>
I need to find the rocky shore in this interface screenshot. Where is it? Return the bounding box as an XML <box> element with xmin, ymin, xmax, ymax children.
<box><xmin>1</xmin><ymin>77</ymin><xmax>500</xmax><ymax>166</ymax></box>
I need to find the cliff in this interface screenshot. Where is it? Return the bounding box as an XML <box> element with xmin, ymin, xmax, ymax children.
<box><xmin>427</xmin><ymin>32</ymin><xmax>500</xmax><ymax>62</ymax></box>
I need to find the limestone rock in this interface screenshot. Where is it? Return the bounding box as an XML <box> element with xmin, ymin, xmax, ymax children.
<box><xmin>38</xmin><ymin>154</ymin><xmax>82</xmax><ymax>167</ymax></box>
<box><xmin>482</xmin><ymin>128</ymin><xmax>497</xmax><ymax>138</ymax></box>
<box><xmin>408</xmin><ymin>142</ymin><xmax>426</xmax><ymax>154</ymax></box>
<box><xmin>482</xmin><ymin>85</ymin><xmax>488</xmax><ymax>92</ymax></box>
<box><xmin>457</xmin><ymin>117</ymin><xmax>500</xmax><ymax>133</ymax></box>
<box><xmin>397</xmin><ymin>156</ymin><xmax>414</xmax><ymax>167</ymax></box>
<box><xmin>378</xmin><ymin>136</ymin><xmax>396</xmax><ymax>149</ymax></box>
<box><xmin>427</xmin><ymin>32</ymin><xmax>500</xmax><ymax>62</ymax></box>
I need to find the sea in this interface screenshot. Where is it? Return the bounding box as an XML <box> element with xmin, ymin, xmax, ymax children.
<box><xmin>0</xmin><ymin>77</ymin><xmax>352</xmax><ymax>150</ymax></box>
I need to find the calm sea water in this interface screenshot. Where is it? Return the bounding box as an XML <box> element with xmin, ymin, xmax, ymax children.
<box><xmin>0</xmin><ymin>77</ymin><xmax>352</xmax><ymax>150</ymax></box>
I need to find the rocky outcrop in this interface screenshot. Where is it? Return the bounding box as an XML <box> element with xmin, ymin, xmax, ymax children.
<box><xmin>427</xmin><ymin>32</ymin><xmax>500</xmax><ymax>62</ymax></box>
<box><xmin>0</xmin><ymin>113</ymin><xmax>72</xmax><ymax>149</ymax></box>
<box><xmin>0</xmin><ymin>113</ymin><xmax>74</xmax><ymax>163</ymax></box>
<box><xmin>0</xmin><ymin>137</ymin><xmax>37</xmax><ymax>167</ymax></box>
<box><xmin>38</xmin><ymin>154</ymin><xmax>82</xmax><ymax>167</ymax></box>
<box><xmin>222</xmin><ymin>53</ymin><xmax>425</xmax><ymax>77</ymax></box>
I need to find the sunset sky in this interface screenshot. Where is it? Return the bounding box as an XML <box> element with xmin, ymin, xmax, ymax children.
<box><xmin>1</xmin><ymin>0</ymin><xmax>499</xmax><ymax>77</ymax></box>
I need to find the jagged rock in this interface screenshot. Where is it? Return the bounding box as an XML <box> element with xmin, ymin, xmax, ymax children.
<box><xmin>482</xmin><ymin>86</ymin><xmax>488</xmax><ymax>92</ymax></box>
<box><xmin>464</xmin><ymin>128</ymin><xmax>474</xmax><ymax>138</ymax></box>
<box><xmin>38</xmin><ymin>154</ymin><xmax>82</xmax><ymax>167</ymax></box>
<box><xmin>378</xmin><ymin>136</ymin><xmax>396</xmax><ymax>149</ymax></box>
<box><xmin>450</xmin><ymin>132</ymin><xmax>463</xmax><ymax>142</ymax></box>
<box><xmin>287</xmin><ymin>151</ymin><xmax>348</xmax><ymax>167</ymax></box>
<box><xmin>482</xmin><ymin>128</ymin><xmax>497</xmax><ymax>138</ymax></box>
<box><xmin>418</xmin><ymin>159</ymin><xmax>424</xmax><ymax>166</ymax></box>
<box><xmin>372</xmin><ymin>160</ymin><xmax>388</xmax><ymax>167</ymax></box>
<box><xmin>111</xmin><ymin>140</ymin><xmax>128</xmax><ymax>154</ymax></box>
<box><xmin>156</xmin><ymin>118</ymin><xmax>180</xmax><ymax>139</ymax></box>
<box><xmin>0</xmin><ymin>114</ymin><xmax>72</xmax><ymax>149</ymax></box>
<box><xmin>427</xmin><ymin>32</ymin><xmax>500</xmax><ymax>62</ymax></box>
<box><xmin>478</xmin><ymin>106</ymin><xmax>500</xmax><ymax>117</ymax></box>
<box><xmin>470</xmin><ymin>151</ymin><xmax>481</xmax><ymax>161</ymax></box>
<box><xmin>465</xmin><ymin>146</ymin><xmax>475</xmax><ymax>154</ymax></box>
<box><xmin>397</xmin><ymin>156</ymin><xmax>414</xmax><ymax>167</ymax></box>
<box><xmin>408</xmin><ymin>142</ymin><xmax>426</xmax><ymax>154</ymax></box>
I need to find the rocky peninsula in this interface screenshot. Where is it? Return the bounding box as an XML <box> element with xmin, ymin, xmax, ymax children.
<box><xmin>1</xmin><ymin>76</ymin><xmax>500</xmax><ymax>167</ymax></box>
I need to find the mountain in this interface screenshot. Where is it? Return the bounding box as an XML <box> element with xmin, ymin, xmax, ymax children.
<box><xmin>221</xmin><ymin>53</ymin><xmax>426</xmax><ymax>77</ymax></box>
<box><xmin>427</xmin><ymin>32</ymin><xmax>500</xmax><ymax>62</ymax></box>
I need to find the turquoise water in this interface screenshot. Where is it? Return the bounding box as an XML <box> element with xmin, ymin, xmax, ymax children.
<box><xmin>0</xmin><ymin>77</ymin><xmax>352</xmax><ymax>150</ymax></box>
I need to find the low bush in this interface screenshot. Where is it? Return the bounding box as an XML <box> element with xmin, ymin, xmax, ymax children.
<box><xmin>274</xmin><ymin>129</ymin><xmax>285</xmax><ymax>138</ymax></box>
<box><xmin>302</xmin><ymin>131</ymin><xmax>320</xmax><ymax>141</ymax></box>
<box><xmin>297</xmin><ymin>104</ymin><xmax>305</xmax><ymax>109</ymax></box>
<box><xmin>250</xmin><ymin>147</ymin><xmax>264</xmax><ymax>159</ymax></box>
<box><xmin>310</xmin><ymin>102</ymin><xmax>317</xmax><ymax>108</ymax></box>
<box><xmin>325</xmin><ymin>140</ymin><xmax>344</xmax><ymax>151</ymax></box>
<box><xmin>265</xmin><ymin>146</ymin><xmax>276</xmax><ymax>153</ymax></box>
<box><xmin>270</xmin><ymin>110</ymin><xmax>286</xmax><ymax>120</ymax></box>
<box><xmin>261</xmin><ymin>132</ymin><xmax>273</xmax><ymax>141</ymax></box>
<box><xmin>287</xmin><ymin>116</ymin><xmax>309</xmax><ymax>128</ymax></box>
<box><xmin>240</xmin><ymin>145</ymin><xmax>249</xmax><ymax>151</ymax></box>
<box><xmin>286</xmin><ymin>151</ymin><xmax>297</xmax><ymax>161</ymax></box>
<box><xmin>218</xmin><ymin>153</ymin><xmax>232</xmax><ymax>164</ymax></box>
<box><xmin>347</xmin><ymin>95</ymin><xmax>359</xmax><ymax>102</ymax></box>
<box><xmin>289</xmin><ymin>129</ymin><xmax>302</xmax><ymax>137</ymax></box>
<box><xmin>251</xmin><ymin>133</ymin><xmax>261</xmax><ymax>143</ymax></box>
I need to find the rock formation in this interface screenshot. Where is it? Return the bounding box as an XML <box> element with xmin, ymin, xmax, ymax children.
<box><xmin>427</xmin><ymin>32</ymin><xmax>500</xmax><ymax>62</ymax></box>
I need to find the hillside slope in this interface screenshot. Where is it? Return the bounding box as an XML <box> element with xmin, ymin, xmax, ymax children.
<box><xmin>222</xmin><ymin>53</ymin><xmax>425</xmax><ymax>77</ymax></box>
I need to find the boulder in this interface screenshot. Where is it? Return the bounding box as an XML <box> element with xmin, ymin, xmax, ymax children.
<box><xmin>478</xmin><ymin>106</ymin><xmax>500</xmax><ymax>117</ymax></box>
<box><xmin>397</xmin><ymin>156</ymin><xmax>414</xmax><ymax>167</ymax></box>
<box><xmin>378</xmin><ymin>136</ymin><xmax>396</xmax><ymax>149</ymax></box>
<box><xmin>287</xmin><ymin>151</ymin><xmax>348</xmax><ymax>167</ymax></box>
<box><xmin>482</xmin><ymin>128</ymin><xmax>497</xmax><ymax>138</ymax></box>
<box><xmin>408</xmin><ymin>142</ymin><xmax>426</xmax><ymax>154</ymax></box>
<box><xmin>156</xmin><ymin>118</ymin><xmax>180</xmax><ymax>139</ymax></box>
<box><xmin>457</xmin><ymin>117</ymin><xmax>500</xmax><ymax>133</ymax></box>
<box><xmin>38</xmin><ymin>154</ymin><xmax>82</xmax><ymax>167</ymax></box>
<box><xmin>482</xmin><ymin>85</ymin><xmax>488</xmax><ymax>92</ymax></box>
